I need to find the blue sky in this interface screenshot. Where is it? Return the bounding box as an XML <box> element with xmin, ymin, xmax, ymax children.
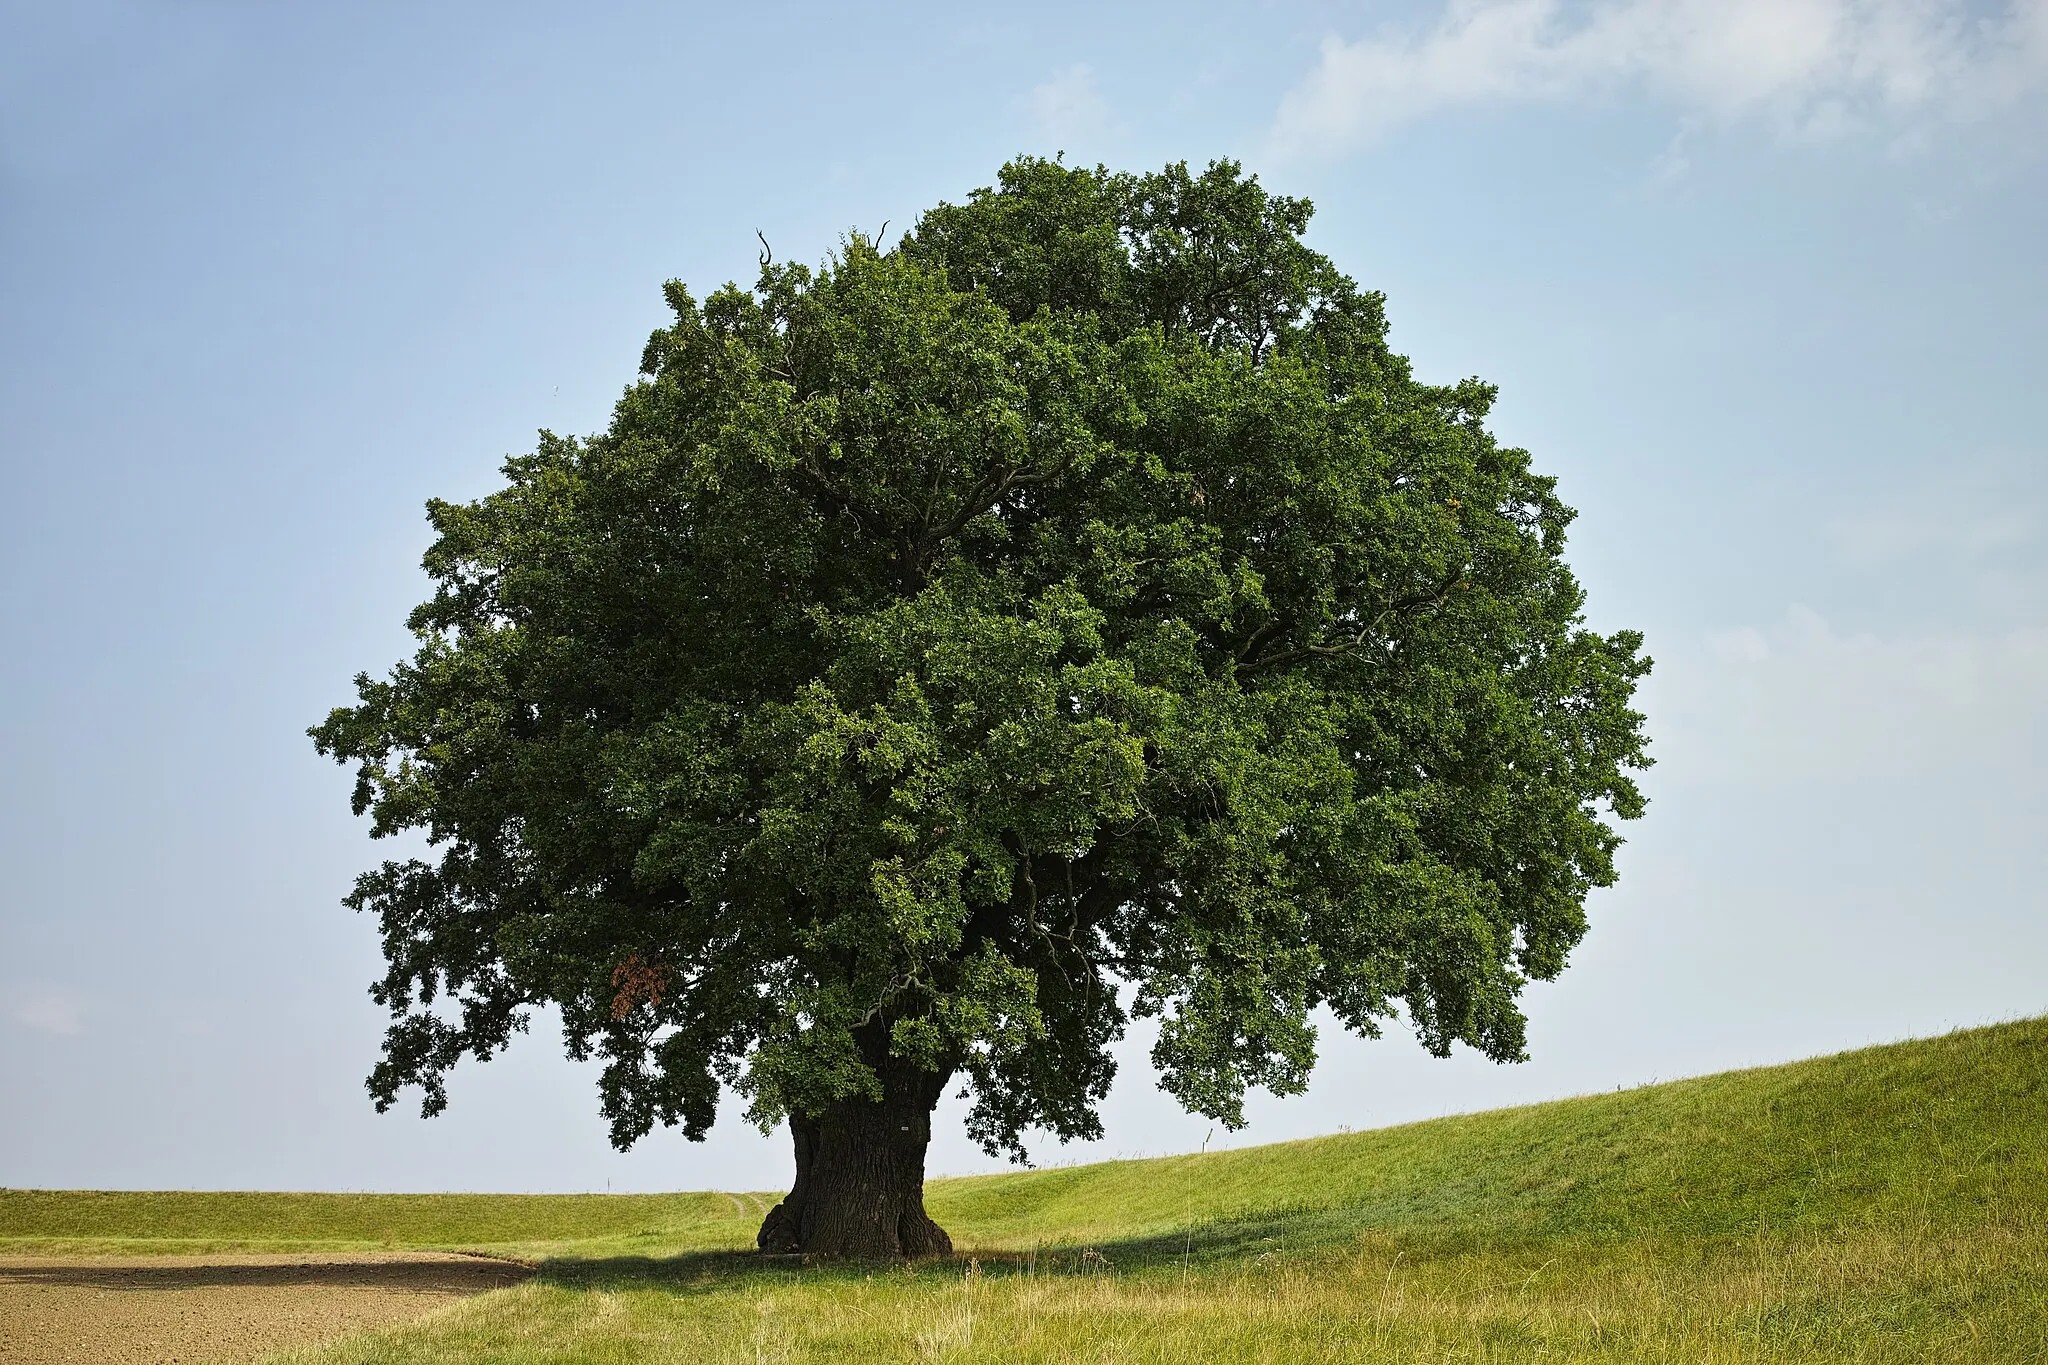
<box><xmin>3</xmin><ymin>0</ymin><xmax>2044</xmax><ymax>1193</ymax></box>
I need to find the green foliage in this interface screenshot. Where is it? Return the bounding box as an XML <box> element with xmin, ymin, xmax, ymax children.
<box><xmin>311</xmin><ymin>157</ymin><xmax>1651</xmax><ymax>1159</ymax></box>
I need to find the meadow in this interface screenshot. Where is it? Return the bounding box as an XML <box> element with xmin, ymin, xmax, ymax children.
<box><xmin>5</xmin><ymin>1017</ymin><xmax>2044</xmax><ymax>1362</ymax></box>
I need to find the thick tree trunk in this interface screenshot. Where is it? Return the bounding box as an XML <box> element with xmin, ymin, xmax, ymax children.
<box><xmin>756</xmin><ymin>1057</ymin><xmax>952</xmax><ymax>1259</ymax></box>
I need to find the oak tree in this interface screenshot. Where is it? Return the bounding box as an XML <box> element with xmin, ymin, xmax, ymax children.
<box><xmin>312</xmin><ymin>158</ymin><xmax>1651</xmax><ymax>1258</ymax></box>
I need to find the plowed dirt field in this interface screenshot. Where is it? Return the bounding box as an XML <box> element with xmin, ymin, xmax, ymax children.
<box><xmin>0</xmin><ymin>1252</ymin><xmax>530</xmax><ymax>1364</ymax></box>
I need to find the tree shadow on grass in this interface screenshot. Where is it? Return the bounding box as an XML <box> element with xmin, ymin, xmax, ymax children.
<box><xmin>532</xmin><ymin>1210</ymin><xmax>1384</xmax><ymax>1295</ymax></box>
<box><xmin>538</xmin><ymin>1249</ymin><xmax>777</xmax><ymax>1293</ymax></box>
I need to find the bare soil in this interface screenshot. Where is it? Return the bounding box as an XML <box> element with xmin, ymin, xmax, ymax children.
<box><xmin>0</xmin><ymin>1251</ymin><xmax>531</xmax><ymax>1365</ymax></box>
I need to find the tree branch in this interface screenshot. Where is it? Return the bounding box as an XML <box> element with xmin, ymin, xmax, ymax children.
<box><xmin>1237</xmin><ymin>576</ymin><xmax>1464</xmax><ymax>675</ymax></box>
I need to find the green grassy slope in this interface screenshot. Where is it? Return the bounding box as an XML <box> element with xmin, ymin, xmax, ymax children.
<box><xmin>14</xmin><ymin>1017</ymin><xmax>2041</xmax><ymax>1260</ymax></box>
<box><xmin>928</xmin><ymin>1013</ymin><xmax>2048</xmax><ymax>1258</ymax></box>
<box><xmin>8</xmin><ymin>1017</ymin><xmax>2045</xmax><ymax>1361</ymax></box>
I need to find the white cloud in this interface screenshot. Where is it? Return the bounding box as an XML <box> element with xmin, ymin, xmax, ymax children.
<box><xmin>1021</xmin><ymin>63</ymin><xmax>1115</xmax><ymax>146</ymax></box>
<box><xmin>1661</xmin><ymin>606</ymin><xmax>2048</xmax><ymax>779</ymax></box>
<box><xmin>1270</xmin><ymin>0</ymin><xmax>2048</xmax><ymax>155</ymax></box>
<box><xmin>1818</xmin><ymin>458</ymin><xmax>2048</xmax><ymax>622</ymax></box>
<box><xmin>6</xmin><ymin>986</ymin><xmax>90</xmax><ymax>1037</ymax></box>
<box><xmin>1825</xmin><ymin>476</ymin><xmax>2040</xmax><ymax>566</ymax></box>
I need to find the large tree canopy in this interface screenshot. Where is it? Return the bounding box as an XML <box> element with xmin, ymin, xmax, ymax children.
<box><xmin>312</xmin><ymin>157</ymin><xmax>1650</xmax><ymax>1257</ymax></box>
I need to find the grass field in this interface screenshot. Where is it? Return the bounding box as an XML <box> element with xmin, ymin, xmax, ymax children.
<box><xmin>0</xmin><ymin>1189</ymin><xmax>757</xmax><ymax>1262</ymax></box>
<box><xmin>6</xmin><ymin>1017</ymin><xmax>2045</xmax><ymax>1362</ymax></box>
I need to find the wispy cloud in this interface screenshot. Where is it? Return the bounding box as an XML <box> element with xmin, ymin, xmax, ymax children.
<box><xmin>6</xmin><ymin>985</ymin><xmax>90</xmax><ymax>1037</ymax></box>
<box><xmin>1021</xmin><ymin>63</ymin><xmax>1116</xmax><ymax>147</ymax></box>
<box><xmin>1270</xmin><ymin>0</ymin><xmax>2048</xmax><ymax>156</ymax></box>
<box><xmin>1662</xmin><ymin>607</ymin><xmax>2048</xmax><ymax>779</ymax></box>
<box><xmin>1818</xmin><ymin>457</ymin><xmax>2048</xmax><ymax>623</ymax></box>
<box><xmin>1825</xmin><ymin>472</ymin><xmax>2040</xmax><ymax>566</ymax></box>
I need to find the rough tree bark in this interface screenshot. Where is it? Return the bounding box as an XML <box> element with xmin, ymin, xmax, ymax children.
<box><xmin>756</xmin><ymin>1052</ymin><xmax>953</xmax><ymax>1259</ymax></box>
